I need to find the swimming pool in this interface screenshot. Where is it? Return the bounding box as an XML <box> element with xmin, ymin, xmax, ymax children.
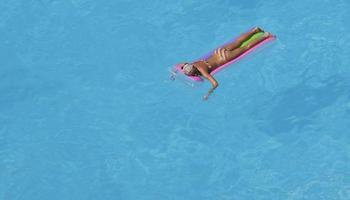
<box><xmin>1</xmin><ymin>0</ymin><xmax>350</xmax><ymax>199</ymax></box>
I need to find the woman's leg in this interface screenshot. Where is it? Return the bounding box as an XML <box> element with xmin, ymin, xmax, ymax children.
<box><xmin>222</xmin><ymin>27</ymin><xmax>263</xmax><ymax>51</ymax></box>
<box><xmin>224</xmin><ymin>32</ymin><xmax>270</xmax><ymax>61</ymax></box>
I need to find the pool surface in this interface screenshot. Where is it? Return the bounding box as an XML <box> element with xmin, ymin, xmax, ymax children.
<box><xmin>1</xmin><ymin>0</ymin><xmax>350</xmax><ymax>199</ymax></box>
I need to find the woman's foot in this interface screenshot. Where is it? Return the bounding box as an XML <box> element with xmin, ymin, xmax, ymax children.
<box><xmin>262</xmin><ymin>32</ymin><xmax>272</xmax><ymax>38</ymax></box>
<box><xmin>253</xmin><ymin>27</ymin><xmax>263</xmax><ymax>33</ymax></box>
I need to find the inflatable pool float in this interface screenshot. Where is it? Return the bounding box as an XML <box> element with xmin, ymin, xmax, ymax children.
<box><xmin>172</xmin><ymin>28</ymin><xmax>276</xmax><ymax>82</ymax></box>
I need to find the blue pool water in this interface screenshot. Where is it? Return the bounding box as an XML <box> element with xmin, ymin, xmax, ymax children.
<box><xmin>1</xmin><ymin>0</ymin><xmax>350</xmax><ymax>199</ymax></box>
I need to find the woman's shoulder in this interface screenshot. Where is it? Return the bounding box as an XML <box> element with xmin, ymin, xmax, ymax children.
<box><xmin>193</xmin><ymin>60</ymin><xmax>205</xmax><ymax>67</ymax></box>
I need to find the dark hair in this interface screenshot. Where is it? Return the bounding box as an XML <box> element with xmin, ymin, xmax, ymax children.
<box><xmin>189</xmin><ymin>67</ymin><xmax>200</xmax><ymax>76</ymax></box>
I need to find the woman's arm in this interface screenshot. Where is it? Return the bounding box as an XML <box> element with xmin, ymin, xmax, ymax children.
<box><xmin>196</xmin><ymin>67</ymin><xmax>219</xmax><ymax>100</ymax></box>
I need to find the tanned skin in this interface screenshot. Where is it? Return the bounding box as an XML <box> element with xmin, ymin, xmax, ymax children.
<box><xmin>180</xmin><ymin>27</ymin><xmax>271</xmax><ymax>100</ymax></box>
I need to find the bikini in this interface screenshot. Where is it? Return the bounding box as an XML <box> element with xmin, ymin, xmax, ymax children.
<box><xmin>198</xmin><ymin>48</ymin><xmax>227</xmax><ymax>71</ymax></box>
<box><xmin>214</xmin><ymin>47</ymin><xmax>227</xmax><ymax>62</ymax></box>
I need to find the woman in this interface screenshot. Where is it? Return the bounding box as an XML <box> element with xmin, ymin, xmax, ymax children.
<box><xmin>178</xmin><ymin>27</ymin><xmax>271</xmax><ymax>100</ymax></box>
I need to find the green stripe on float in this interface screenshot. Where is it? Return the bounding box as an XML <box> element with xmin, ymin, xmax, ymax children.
<box><xmin>240</xmin><ymin>32</ymin><xmax>264</xmax><ymax>48</ymax></box>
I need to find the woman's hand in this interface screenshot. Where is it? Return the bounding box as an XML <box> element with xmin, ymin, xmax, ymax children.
<box><xmin>203</xmin><ymin>87</ymin><xmax>216</xmax><ymax>100</ymax></box>
<box><xmin>169</xmin><ymin>74</ymin><xmax>175</xmax><ymax>81</ymax></box>
<box><xmin>169</xmin><ymin>68</ymin><xmax>177</xmax><ymax>81</ymax></box>
<box><xmin>196</xmin><ymin>66</ymin><xmax>219</xmax><ymax>100</ymax></box>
